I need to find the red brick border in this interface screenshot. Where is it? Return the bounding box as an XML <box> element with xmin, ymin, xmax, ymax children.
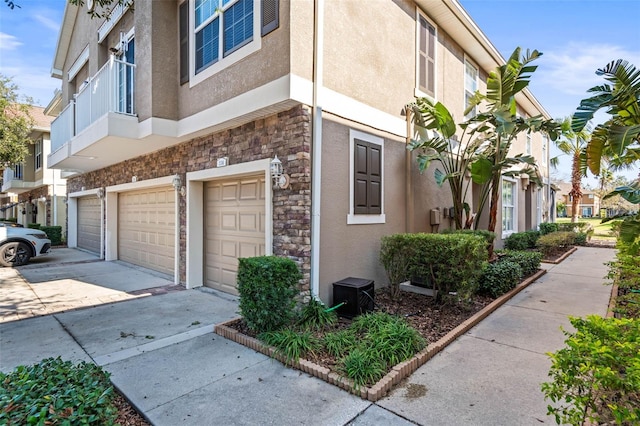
<box><xmin>215</xmin><ymin>268</ymin><xmax>547</xmax><ymax>401</ymax></box>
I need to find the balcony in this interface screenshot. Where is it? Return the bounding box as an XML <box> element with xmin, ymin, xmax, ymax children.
<box><xmin>49</xmin><ymin>57</ymin><xmax>140</xmax><ymax>172</ymax></box>
<box><xmin>2</xmin><ymin>166</ymin><xmax>34</xmax><ymax>194</ymax></box>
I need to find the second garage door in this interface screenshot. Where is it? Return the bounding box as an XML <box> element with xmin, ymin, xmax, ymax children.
<box><xmin>118</xmin><ymin>187</ymin><xmax>175</xmax><ymax>276</ymax></box>
<box><xmin>77</xmin><ymin>196</ymin><xmax>101</xmax><ymax>254</ymax></box>
<box><xmin>204</xmin><ymin>175</ymin><xmax>266</xmax><ymax>295</ymax></box>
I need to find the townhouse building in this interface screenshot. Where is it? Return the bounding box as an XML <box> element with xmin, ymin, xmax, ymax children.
<box><xmin>2</xmin><ymin>105</ymin><xmax>67</xmax><ymax>232</ymax></box>
<box><xmin>48</xmin><ymin>0</ymin><xmax>552</xmax><ymax>303</ymax></box>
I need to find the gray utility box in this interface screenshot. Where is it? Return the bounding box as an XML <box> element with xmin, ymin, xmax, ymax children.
<box><xmin>332</xmin><ymin>277</ymin><xmax>374</xmax><ymax>319</ymax></box>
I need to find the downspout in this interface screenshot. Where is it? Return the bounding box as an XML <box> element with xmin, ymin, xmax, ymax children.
<box><xmin>310</xmin><ymin>0</ymin><xmax>324</xmax><ymax>299</ymax></box>
<box><xmin>405</xmin><ymin>106</ymin><xmax>413</xmax><ymax>233</ymax></box>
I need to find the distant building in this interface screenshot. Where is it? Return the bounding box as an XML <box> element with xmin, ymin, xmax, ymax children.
<box><xmin>555</xmin><ymin>182</ymin><xmax>600</xmax><ymax>218</ymax></box>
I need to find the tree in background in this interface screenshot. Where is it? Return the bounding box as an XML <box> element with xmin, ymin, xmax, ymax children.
<box><xmin>409</xmin><ymin>48</ymin><xmax>559</xmax><ymax>255</ymax></box>
<box><xmin>551</xmin><ymin>118</ymin><xmax>590</xmax><ymax>223</ymax></box>
<box><xmin>0</xmin><ymin>75</ymin><xmax>33</xmax><ymax>168</ymax></box>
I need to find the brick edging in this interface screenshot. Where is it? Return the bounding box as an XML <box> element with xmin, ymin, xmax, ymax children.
<box><xmin>606</xmin><ymin>283</ymin><xmax>619</xmax><ymax>319</ymax></box>
<box><xmin>214</xmin><ymin>268</ymin><xmax>547</xmax><ymax>402</ymax></box>
<box><xmin>541</xmin><ymin>246</ymin><xmax>578</xmax><ymax>264</ymax></box>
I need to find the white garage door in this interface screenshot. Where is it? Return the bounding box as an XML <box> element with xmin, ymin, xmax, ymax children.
<box><xmin>77</xmin><ymin>197</ymin><xmax>101</xmax><ymax>254</ymax></box>
<box><xmin>118</xmin><ymin>187</ymin><xmax>175</xmax><ymax>276</ymax></box>
<box><xmin>204</xmin><ymin>175</ymin><xmax>266</xmax><ymax>295</ymax></box>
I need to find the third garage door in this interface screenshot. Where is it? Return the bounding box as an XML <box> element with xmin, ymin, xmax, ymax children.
<box><xmin>77</xmin><ymin>196</ymin><xmax>101</xmax><ymax>254</ymax></box>
<box><xmin>204</xmin><ymin>175</ymin><xmax>266</xmax><ymax>295</ymax></box>
<box><xmin>118</xmin><ymin>187</ymin><xmax>175</xmax><ymax>276</ymax></box>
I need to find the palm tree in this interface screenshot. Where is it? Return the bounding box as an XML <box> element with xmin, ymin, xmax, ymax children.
<box><xmin>410</xmin><ymin>47</ymin><xmax>560</xmax><ymax>255</ymax></box>
<box><xmin>572</xmin><ymin>60</ymin><xmax>640</xmax><ymax>177</ymax></box>
<box><xmin>551</xmin><ymin>118</ymin><xmax>590</xmax><ymax>223</ymax></box>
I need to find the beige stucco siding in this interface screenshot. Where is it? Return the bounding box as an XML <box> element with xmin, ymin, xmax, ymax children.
<box><xmin>318</xmin><ymin>115</ymin><xmax>407</xmax><ymax>303</ymax></box>
<box><xmin>322</xmin><ymin>0</ymin><xmax>415</xmax><ymax>118</ymax></box>
<box><xmin>176</xmin><ymin>0</ymin><xmax>292</xmax><ymax>119</ymax></box>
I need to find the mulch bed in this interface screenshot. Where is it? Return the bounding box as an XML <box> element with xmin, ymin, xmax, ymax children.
<box><xmin>113</xmin><ymin>392</ymin><xmax>150</xmax><ymax>426</ymax></box>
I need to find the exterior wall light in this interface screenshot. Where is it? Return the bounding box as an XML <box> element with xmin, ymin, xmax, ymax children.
<box><xmin>172</xmin><ymin>174</ymin><xmax>186</xmax><ymax>196</ymax></box>
<box><xmin>97</xmin><ymin>188</ymin><xmax>105</xmax><ymax>199</ymax></box>
<box><xmin>270</xmin><ymin>155</ymin><xmax>290</xmax><ymax>189</ymax></box>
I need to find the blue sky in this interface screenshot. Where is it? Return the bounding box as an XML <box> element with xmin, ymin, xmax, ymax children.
<box><xmin>1</xmin><ymin>0</ymin><xmax>638</xmax><ymax>184</ymax></box>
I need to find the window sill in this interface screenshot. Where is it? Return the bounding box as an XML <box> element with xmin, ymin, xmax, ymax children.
<box><xmin>347</xmin><ymin>214</ymin><xmax>386</xmax><ymax>225</ymax></box>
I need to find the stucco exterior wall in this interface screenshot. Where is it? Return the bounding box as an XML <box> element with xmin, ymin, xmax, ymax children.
<box><xmin>318</xmin><ymin>114</ymin><xmax>407</xmax><ymax>304</ymax></box>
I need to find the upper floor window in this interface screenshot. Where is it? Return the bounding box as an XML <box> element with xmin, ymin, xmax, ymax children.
<box><xmin>348</xmin><ymin>129</ymin><xmax>385</xmax><ymax>225</ymax></box>
<box><xmin>188</xmin><ymin>0</ymin><xmax>278</xmax><ymax>86</ymax></box>
<box><xmin>35</xmin><ymin>138</ymin><xmax>43</xmax><ymax>170</ymax></box>
<box><xmin>13</xmin><ymin>163</ymin><xmax>23</xmax><ymax>180</ymax></box>
<box><xmin>464</xmin><ymin>59</ymin><xmax>478</xmax><ymax>120</ymax></box>
<box><xmin>526</xmin><ymin>132</ymin><xmax>532</xmax><ymax>155</ymax></box>
<box><xmin>417</xmin><ymin>14</ymin><xmax>436</xmax><ymax>98</ymax></box>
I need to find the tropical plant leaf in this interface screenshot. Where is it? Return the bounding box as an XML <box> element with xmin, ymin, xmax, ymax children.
<box><xmin>604</xmin><ymin>182</ymin><xmax>640</xmax><ymax>204</ymax></box>
<box><xmin>470</xmin><ymin>158</ymin><xmax>492</xmax><ymax>184</ymax></box>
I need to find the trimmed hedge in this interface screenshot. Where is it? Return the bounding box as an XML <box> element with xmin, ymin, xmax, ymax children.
<box><xmin>41</xmin><ymin>226</ymin><xmax>63</xmax><ymax>246</ymax></box>
<box><xmin>237</xmin><ymin>256</ymin><xmax>302</xmax><ymax>333</ymax></box>
<box><xmin>27</xmin><ymin>223</ymin><xmax>41</xmax><ymax>229</ymax></box>
<box><xmin>504</xmin><ymin>230</ymin><xmax>540</xmax><ymax>250</ymax></box>
<box><xmin>498</xmin><ymin>250</ymin><xmax>542</xmax><ymax>277</ymax></box>
<box><xmin>380</xmin><ymin>233</ymin><xmax>487</xmax><ymax>302</ymax></box>
<box><xmin>557</xmin><ymin>222</ymin><xmax>589</xmax><ymax>232</ymax></box>
<box><xmin>536</xmin><ymin>231</ymin><xmax>577</xmax><ymax>257</ymax></box>
<box><xmin>440</xmin><ymin>229</ymin><xmax>496</xmax><ymax>245</ymax></box>
<box><xmin>479</xmin><ymin>260</ymin><xmax>522</xmax><ymax>298</ymax></box>
<box><xmin>539</xmin><ymin>222</ymin><xmax>558</xmax><ymax>235</ymax></box>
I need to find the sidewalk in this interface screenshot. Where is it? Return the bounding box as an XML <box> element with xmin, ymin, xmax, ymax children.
<box><xmin>0</xmin><ymin>246</ymin><xmax>615</xmax><ymax>425</ymax></box>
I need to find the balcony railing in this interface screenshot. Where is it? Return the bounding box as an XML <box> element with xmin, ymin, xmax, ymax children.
<box><xmin>51</xmin><ymin>57</ymin><xmax>136</xmax><ymax>153</ymax></box>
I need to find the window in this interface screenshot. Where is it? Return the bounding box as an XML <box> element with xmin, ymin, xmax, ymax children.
<box><xmin>582</xmin><ymin>206</ymin><xmax>592</xmax><ymax>217</ymax></box>
<box><xmin>526</xmin><ymin>133</ymin><xmax>532</xmax><ymax>155</ymax></box>
<box><xmin>464</xmin><ymin>59</ymin><xmax>478</xmax><ymax>120</ymax></box>
<box><xmin>502</xmin><ymin>178</ymin><xmax>516</xmax><ymax>235</ymax></box>
<box><xmin>588</xmin><ymin>194</ymin><xmax>594</xmax><ymax>199</ymax></box>
<box><xmin>194</xmin><ymin>0</ymin><xmax>254</xmax><ymax>74</ymax></box>
<box><xmin>348</xmin><ymin>129</ymin><xmax>385</xmax><ymax>225</ymax></box>
<box><xmin>417</xmin><ymin>14</ymin><xmax>436</xmax><ymax>97</ymax></box>
<box><xmin>189</xmin><ymin>0</ymin><xmax>278</xmax><ymax>86</ymax></box>
<box><xmin>13</xmin><ymin>163</ymin><xmax>23</xmax><ymax>180</ymax></box>
<box><xmin>35</xmin><ymin>138</ymin><xmax>43</xmax><ymax>170</ymax></box>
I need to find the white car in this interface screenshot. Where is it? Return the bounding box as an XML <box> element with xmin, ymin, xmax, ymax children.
<box><xmin>0</xmin><ymin>222</ymin><xmax>51</xmax><ymax>267</ymax></box>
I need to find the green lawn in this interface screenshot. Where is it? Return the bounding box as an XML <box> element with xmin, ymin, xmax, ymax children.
<box><xmin>556</xmin><ymin>217</ymin><xmax>620</xmax><ymax>241</ymax></box>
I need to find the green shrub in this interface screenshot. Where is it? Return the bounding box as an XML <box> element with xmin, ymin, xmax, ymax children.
<box><xmin>539</xmin><ymin>222</ymin><xmax>559</xmax><ymax>235</ymax></box>
<box><xmin>258</xmin><ymin>329</ymin><xmax>320</xmax><ymax>364</ymax></box>
<box><xmin>479</xmin><ymin>260</ymin><xmax>522</xmax><ymax>298</ymax></box>
<box><xmin>5</xmin><ymin>217</ymin><xmax>17</xmax><ymax>223</ymax></box>
<box><xmin>323</xmin><ymin>329</ymin><xmax>357</xmax><ymax>358</ymax></box>
<box><xmin>27</xmin><ymin>223</ymin><xmax>41</xmax><ymax>229</ymax></box>
<box><xmin>440</xmin><ymin>229</ymin><xmax>496</xmax><ymax>245</ymax></box>
<box><xmin>41</xmin><ymin>226</ymin><xmax>63</xmax><ymax>246</ymax></box>
<box><xmin>607</xmin><ymin>253</ymin><xmax>640</xmax><ymax>320</ymax></box>
<box><xmin>380</xmin><ymin>233</ymin><xmax>487</xmax><ymax>303</ymax></box>
<box><xmin>536</xmin><ymin>231</ymin><xmax>577</xmax><ymax>257</ymax></box>
<box><xmin>297</xmin><ymin>298</ymin><xmax>337</xmax><ymax>330</ymax></box>
<box><xmin>339</xmin><ymin>347</ymin><xmax>387</xmax><ymax>390</ymax></box>
<box><xmin>237</xmin><ymin>256</ymin><xmax>302</xmax><ymax>333</ymax></box>
<box><xmin>557</xmin><ymin>221</ymin><xmax>589</xmax><ymax>232</ymax></box>
<box><xmin>504</xmin><ymin>230</ymin><xmax>539</xmax><ymax>250</ymax></box>
<box><xmin>499</xmin><ymin>250</ymin><xmax>542</xmax><ymax>277</ymax></box>
<box><xmin>0</xmin><ymin>357</ymin><xmax>118</xmax><ymax>425</ymax></box>
<box><xmin>542</xmin><ymin>316</ymin><xmax>640</xmax><ymax>425</ymax></box>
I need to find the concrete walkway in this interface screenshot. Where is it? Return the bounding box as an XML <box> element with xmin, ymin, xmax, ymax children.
<box><xmin>0</xmin><ymin>247</ymin><xmax>615</xmax><ymax>425</ymax></box>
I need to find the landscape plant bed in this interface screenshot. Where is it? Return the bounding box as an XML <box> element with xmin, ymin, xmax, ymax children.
<box><xmin>215</xmin><ymin>268</ymin><xmax>547</xmax><ymax>401</ymax></box>
<box><xmin>540</xmin><ymin>246</ymin><xmax>578</xmax><ymax>264</ymax></box>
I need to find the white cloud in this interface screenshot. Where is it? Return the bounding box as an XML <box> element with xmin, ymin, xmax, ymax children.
<box><xmin>34</xmin><ymin>14</ymin><xmax>61</xmax><ymax>33</ymax></box>
<box><xmin>0</xmin><ymin>32</ymin><xmax>22</xmax><ymax>50</ymax></box>
<box><xmin>540</xmin><ymin>42</ymin><xmax>640</xmax><ymax>96</ymax></box>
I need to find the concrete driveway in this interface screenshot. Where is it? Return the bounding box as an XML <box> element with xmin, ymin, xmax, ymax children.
<box><xmin>0</xmin><ymin>248</ymin><xmax>177</xmax><ymax>323</ymax></box>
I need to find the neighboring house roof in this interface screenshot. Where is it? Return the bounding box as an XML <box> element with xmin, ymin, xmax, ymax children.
<box><xmin>29</xmin><ymin>105</ymin><xmax>54</xmax><ymax>132</ymax></box>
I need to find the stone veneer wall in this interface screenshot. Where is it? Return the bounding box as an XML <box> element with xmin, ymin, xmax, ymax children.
<box><xmin>67</xmin><ymin>105</ymin><xmax>313</xmax><ymax>288</ymax></box>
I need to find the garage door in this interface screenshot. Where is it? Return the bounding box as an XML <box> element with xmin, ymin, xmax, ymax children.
<box><xmin>204</xmin><ymin>175</ymin><xmax>266</xmax><ymax>295</ymax></box>
<box><xmin>77</xmin><ymin>197</ymin><xmax>101</xmax><ymax>254</ymax></box>
<box><xmin>118</xmin><ymin>187</ymin><xmax>175</xmax><ymax>276</ymax></box>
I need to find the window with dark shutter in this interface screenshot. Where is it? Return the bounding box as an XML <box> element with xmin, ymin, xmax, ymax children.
<box><xmin>179</xmin><ymin>1</ymin><xmax>189</xmax><ymax>84</ymax></box>
<box><xmin>261</xmin><ymin>0</ymin><xmax>279</xmax><ymax>36</ymax></box>
<box><xmin>418</xmin><ymin>15</ymin><xmax>435</xmax><ymax>97</ymax></box>
<box><xmin>354</xmin><ymin>139</ymin><xmax>382</xmax><ymax>215</ymax></box>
